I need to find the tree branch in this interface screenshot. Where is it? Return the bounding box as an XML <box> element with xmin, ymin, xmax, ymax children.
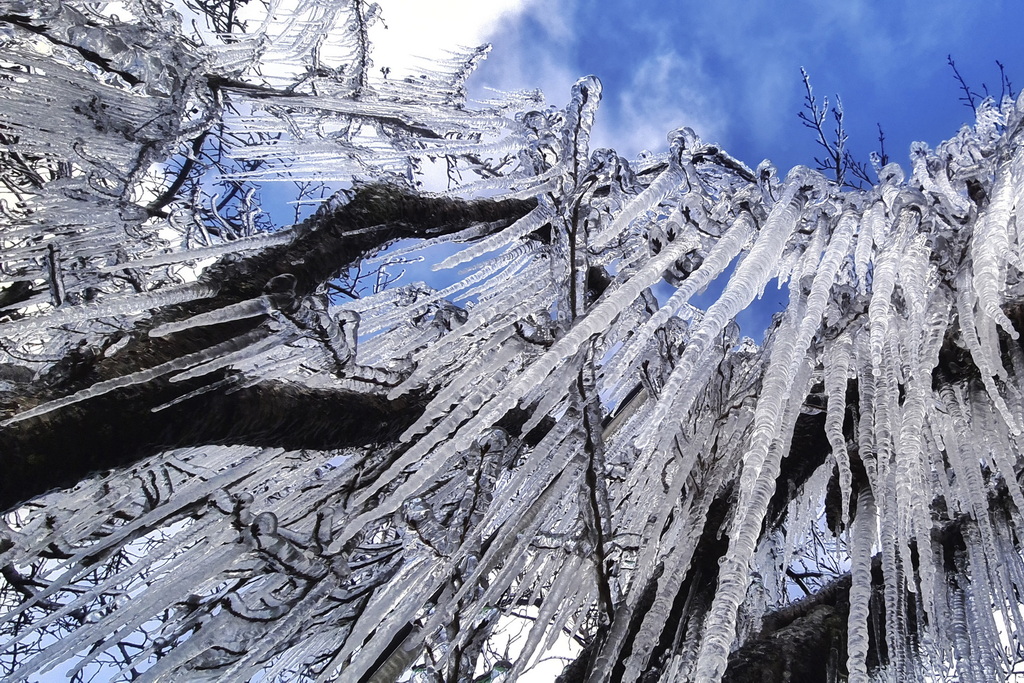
<box><xmin>0</xmin><ymin>185</ymin><xmax>538</xmax><ymax>510</ymax></box>
<box><xmin>0</xmin><ymin>376</ymin><xmax>426</xmax><ymax>511</ymax></box>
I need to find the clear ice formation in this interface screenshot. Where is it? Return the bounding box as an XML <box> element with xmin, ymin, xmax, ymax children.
<box><xmin>3</xmin><ymin>2</ymin><xmax>1024</xmax><ymax>682</ymax></box>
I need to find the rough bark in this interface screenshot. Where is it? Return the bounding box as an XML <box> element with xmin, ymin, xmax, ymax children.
<box><xmin>0</xmin><ymin>376</ymin><xmax>426</xmax><ymax>511</ymax></box>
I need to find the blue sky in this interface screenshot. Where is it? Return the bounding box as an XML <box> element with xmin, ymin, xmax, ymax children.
<box><xmin>367</xmin><ymin>0</ymin><xmax>1024</xmax><ymax>338</ymax></box>
<box><xmin>376</xmin><ymin>0</ymin><xmax>1024</xmax><ymax>175</ymax></box>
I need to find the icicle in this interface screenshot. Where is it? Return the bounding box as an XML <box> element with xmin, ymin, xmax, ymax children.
<box><xmin>869</xmin><ymin>335</ymin><xmax>911</xmax><ymax>679</ymax></box>
<box><xmin>561</xmin><ymin>75</ymin><xmax>603</xmax><ymax>179</ymax></box>
<box><xmin>693</xmin><ymin>344</ymin><xmax>819</xmax><ymax>682</ymax></box>
<box><xmin>616</xmin><ymin>496</ymin><xmax>706</xmax><ymax>683</ymax></box>
<box><xmin>867</xmin><ymin>210</ymin><xmax>914</xmax><ymax>379</ymax></box>
<box><xmin>638</xmin><ymin>170</ymin><xmax>813</xmax><ymax>454</ymax></box>
<box><xmin>603</xmin><ymin>416</ymin><xmax>717</xmax><ymax>675</ymax></box>
<box><xmin>960</xmin><ymin>527</ymin><xmax>1006</xmax><ymax>677</ymax></box>
<box><xmin>947</xmin><ymin>577</ymin><xmax>980</xmax><ymax>683</ymax></box>
<box><xmin>318</xmin><ymin>560</ymin><xmax>448</xmax><ymax>683</ymax></box>
<box><xmin>0</xmin><ymin>281</ymin><xmax>218</xmax><ymax>339</ymax></box>
<box><xmin>334</xmin><ymin>227</ymin><xmax>700</xmax><ymax>544</ymax></box>
<box><xmin>971</xmin><ymin>156</ymin><xmax>1018</xmax><ymax>339</ymax></box>
<box><xmin>435</xmin><ymin>164</ymin><xmax>563</xmax><ymax>200</ymax></box>
<box><xmin>433</xmin><ymin>203</ymin><xmax>553</xmax><ymax>271</ymax></box>
<box><xmin>360</xmin><ymin>234</ymin><xmax>455</xmax><ymax>270</ymax></box>
<box><xmin>170</xmin><ymin>327</ymin><xmax>294</xmax><ymax>382</ymax></box>
<box><xmin>1</xmin><ymin>328</ymin><xmax>272</xmax><ymax>426</ymax></box>
<box><xmin>504</xmin><ymin>555</ymin><xmax>585</xmax><ymax>680</ymax></box>
<box><xmin>601</xmin><ymin>210</ymin><xmax>755</xmax><ymax>392</ymax></box>
<box><xmin>541</xmin><ymin>582</ymin><xmax>594</xmax><ymax>655</ymax></box>
<box><xmin>102</xmin><ymin>229</ymin><xmax>294</xmax><ymax>272</ymax></box>
<box><xmin>396</xmin><ymin>338</ymin><xmax>522</xmax><ymax>438</ymax></box>
<box><xmin>824</xmin><ymin>332</ymin><xmax>853</xmax><ymax>527</ymax></box>
<box><xmin>149</xmin><ymin>297</ymin><xmax>275</xmax><ymax>337</ymax></box>
<box><xmin>151</xmin><ymin>375</ymin><xmax>239</xmax><ymax>412</ymax></box>
<box><xmin>409</xmin><ymin>464</ymin><xmax>585</xmax><ymax>643</ymax></box>
<box><xmin>955</xmin><ymin>270</ymin><xmax>1021</xmax><ymax>433</ymax></box>
<box><xmin>589</xmin><ymin>141</ymin><xmax>690</xmax><ymax>249</ymax></box>
<box><xmin>854</xmin><ymin>201</ymin><xmax>881</xmax><ymax>294</ymax></box>
<box><xmin>379</xmin><ymin>301</ymin><xmax>531</xmax><ymax>386</ymax></box>
<box><xmin>361</xmin><ymin>243</ymin><xmax>537</xmax><ymax>335</ymax></box>
<box><xmin>210</xmin><ymin>577</ymin><xmax>339</xmax><ymax>683</ymax></box>
<box><xmin>847</xmin><ymin>486</ymin><xmax>877</xmax><ymax>683</ymax></box>
<box><xmin>893</xmin><ymin>309</ymin><xmax>947</xmax><ymax>635</ymax></box>
<box><xmin>1011</xmin><ymin>143</ymin><xmax>1024</xmax><ymax>267</ymax></box>
<box><xmin>910</xmin><ymin>142</ymin><xmax>971</xmax><ymax>215</ymax></box>
<box><xmin>14</xmin><ymin>7</ymin><xmax>1024</xmax><ymax>679</ymax></box>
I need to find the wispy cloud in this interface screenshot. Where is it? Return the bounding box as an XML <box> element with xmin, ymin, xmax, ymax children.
<box><xmin>599</xmin><ymin>50</ymin><xmax>727</xmax><ymax>157</ymax></box>
<box><xmin>468</xmin><ymin>0</ymin><xmax>581</xmax><ymax>108</ymax></box>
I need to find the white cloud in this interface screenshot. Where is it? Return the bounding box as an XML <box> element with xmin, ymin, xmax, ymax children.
<box><xmin>601</xmin><ymin>51</ymin><xmax>728</xmax><ymax>158</ymax></box>
<box><xmin>472</xmin><ymin>42</ymin><xmax>579</xmax><ymax>109</ymax></box>
<box><xmin>370</xmin><ymin>0</ymin><xmax>539</xmax><ymax>76</ymax></box>
<box><xmin>368</xmin><ymin>0</ymin><xmax>583</xmax><ymax>115</ymax></box>
<box><xmin>461</xmin><ymin>0</ymin><xmax>581</xmax><ymax>109</ymax></box>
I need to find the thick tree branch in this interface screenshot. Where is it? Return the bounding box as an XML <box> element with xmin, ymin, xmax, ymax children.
<box><xmin>0</xmin><ymin>185</ymin><xmax>537</xmax><ymax>510</ymax></box>
<box><xmin>0</xmin><ymin>374</ymin><xmax>426</xmax><ymax>511</ymax></box>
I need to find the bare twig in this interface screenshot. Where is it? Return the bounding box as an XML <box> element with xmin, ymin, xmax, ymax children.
<box><xmin>798</xmin><ymin>68</ymin><xmax>865</xmax><ymax>188</ymax></box>
<box><xmin>998</xmin><ymin>60</ymin><xmax>1017</xmax><ymax>102</ymax></box>
<box><xmin>948</xmin><ymin>55</ymin><xmax>980</xmax><ymax>113</ymax></box>
<box><xmin>876</xmin><ymin>123</ymin><xmax>889</xmax><ymax>167</ymax></box>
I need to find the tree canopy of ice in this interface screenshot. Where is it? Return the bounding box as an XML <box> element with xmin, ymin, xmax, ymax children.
<box><xmin>3</xmin><ymin>2</ymin><xmax>1024</xmax><ymax>682</ymax></box>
